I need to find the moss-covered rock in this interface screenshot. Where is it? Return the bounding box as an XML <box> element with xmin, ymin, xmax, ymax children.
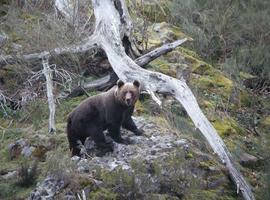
<box><xmin>146</xmin><ymin>22</ymin><xmax>191</xmax><ymax>49</ymax></box>
<box><xmin>191</xmin><ymin>72</ymin><xmax>233</xmax><ymax>100</ymax></box>
<box><xmin>149</xmin><ymin>59</ymin><xmax>176</xmax><ymax>77</ymax></box>
<box><xmin>213</xmin><ymin>118</ymin><xmax>244</xmax><ymax>138</ymax></box>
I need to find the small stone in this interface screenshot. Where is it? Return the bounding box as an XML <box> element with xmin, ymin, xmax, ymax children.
<box><xmin>11</xmin><ymin>43</ymin><xmax>22</xmax><ymax>51</ymax></box>
<box><xmin>173</xmin><ymin>139</ymin><xmax>187</xmax><ymax>147</ymax></box>
<box><xmin>183</xmin><ymin>144</ymin><xmax>189</xmax><ymax>152</ymax></box>
<box><xmin>77</xmin><ymin>166</ymin><xmax>89</xmax><ymax>173</ymax></box>
<box><xmin>71</xmin><ymin>156</ymin><xmax>81</xmax><ymax>163</ymax></box>
<box><xmin>65</xmin><ymin>191</ymin><xmax>76</xmax><ymax>200</ymax></box>
<box><xmin>8</xmin><ymin>139</ymin><xmax>28</xmax><ymax>160</ymax></box>
<box><xmin>29</xmin><ymin>175</ymin><xmax>65</xmax><ymax>200</ymax></box>
<box><xmin>2</xmin><ymin>171</ymin><xmax>17</xmax><ymax>180</ymax></box>
<box><xmin>240</xmin><ymin>152</ymin><xmax>259</xmax><ymax>167</ymax></box>
<box><xmin>21</xmin><ymin>146</ymin><xmax>35</xmax><ymax>158</ymax></box>
<box><xmin>0</xmin><ymin>32</ymin><xmax>8</xmax><ymax>47</ymax></box>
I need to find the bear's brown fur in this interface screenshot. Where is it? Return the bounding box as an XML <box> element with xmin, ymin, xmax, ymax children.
<box><xmin>67</xmin><ymin>80</ymin><xmax>143</xmax><ymax>156</ymax></box>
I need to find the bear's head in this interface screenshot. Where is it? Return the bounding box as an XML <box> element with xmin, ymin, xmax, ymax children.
<box><xmin>115</xmin><ymin>79</ymin><xmax>140</xmax><ymax>107</ymax></box>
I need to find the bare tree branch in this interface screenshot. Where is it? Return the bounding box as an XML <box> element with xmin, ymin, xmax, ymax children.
<box><xmin>0</xmin><ymin>35</ymin><xmax>99</xmax><ymax>69</ymax></box>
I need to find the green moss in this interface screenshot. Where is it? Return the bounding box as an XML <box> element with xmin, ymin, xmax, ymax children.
<box><xmin>192</xmin><ymin>63</ymin><xmax>213</xmax><ymax>75</ymax></box>
<box><xmin>260</xmin><ymin>116</ymin><xmax>270</xmax><ymax>129</ymax></box>
<box><xmin>172</xmin><ymin>47</ymin><xmax>211</xmax><ymax>72</ymax></box>
<box><xmin>199</xmin><ymin>100</ymin><xmax>215</xmax><ymax>109</ymax></box>
<box><xmin>192</xmin><ymin>72</ymin><xmax>233</xmax><ymax>100</ymax></box>
<box><xmin>177</xmin><ymin>47</ymin><xmax>200</xmax><ymax>60</ymax></box>
<box><xmin>199</xmin><ymin>160</ymin><xmax>216</xmax><ymax>170</ymax></box>
<box><xmin>239</xmin><ymin>71</ymin><xmax>256</xmax><ymax>80</ymax></box>
<box><xmin>195</xmin><ymin>76</ymin><xmax>216</xmax><ymax>89</ymax></box>
<box><xmin>213</xmin><ymin>118</ymin><xmax>244</xmax><ymax>138</ymax></box>
<box><xmin>149</xmin><ymin>59</ymin><xmax>176</xmax><ymax>76</ymax></box>
<box><xmin>146</xmin><ymin>22</ymin><xmax>190</xmax><ymax>49</ymax></box>
<box><xmin>166</xmin><ymin>46</ymin><xmax>235</xmax><ymax>101</ymax></box>
<box><xmin>89</xmin><ymin>188</ymin><xmax>117</xmax><ymax>200</ymax></box>
<box><xmin>186</xmin><ymin>152</ymin><xmax>194</xmax><ymax>159</ymax></box>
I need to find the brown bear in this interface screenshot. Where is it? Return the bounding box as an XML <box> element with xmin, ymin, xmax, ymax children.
<box><xmin>67</xmin><ymin>79</ymin><xmax>143</xmax><ymax>156</ymax></box>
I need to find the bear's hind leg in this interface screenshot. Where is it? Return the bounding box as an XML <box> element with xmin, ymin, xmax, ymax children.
<box><xmin>67</xmin><ymin>134</ymin><xmax>83</xmax><ymax>157</ymax></box>
<box><xmin>108</xmin><ymin>126</ymin><xmax>130</xmax><ymax>144</ymax></box>
<box><xmin>90</xmin><ymin>127</ymin><xmax>114</xmax><ymax>154</ymax></box>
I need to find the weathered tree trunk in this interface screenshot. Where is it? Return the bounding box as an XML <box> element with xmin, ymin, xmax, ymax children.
<box><xmin>89</xmin><ymin>0</ymin><xmax>255</xmax><ymax>200</ymax></box>
<box><xmin>42</xmin><ymin>57</ymin><xmax>56</xmax><ymax>133</ymax></box>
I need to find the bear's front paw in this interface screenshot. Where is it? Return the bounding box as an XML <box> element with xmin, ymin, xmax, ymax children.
<box><xmin>134</xmin><ymin>128</ymin><xmax>144</xmax><ymax>136</ymax></box>
<box><xmin>114</xmin><ymin>137</ymin><xmax>131</xmax><ymax>145</ymax></box>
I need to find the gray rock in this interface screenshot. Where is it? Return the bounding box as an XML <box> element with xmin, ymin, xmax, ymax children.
<box><xmin>11</xmin><ymin>43</ymin><xmax>22</xmax><ymax>51</ymax></box>
<box><xmin>71</xmin><ymin>156</ymin><xmax>81</xmax><ymax>163</ymax></box>
<box><xmin>240</xmin><ymin>152</ymin><xmax>259</xmax><ymax>167</ymax></box>
<box><xmin>1</xmin><ymin>171</ymin><xmax>17</xmax><ymax>180</ymax></box>
<box><xmin>8</xmin><ymin>139</ymin><xmax>29</xmax><ymax>160</ymax></box>
<box><xmin>77</xmin><ymin>158</ymin><xmax>90</xmax><ymax>172</ymax></box>
<box><xmin>29</xmin><ymin>175</ymin><xmax>65</xmax><ymax>200</ymax></box>
<box><xmin>64</xmin><ymin>191</ymin><xmax>76</xmax><ymax>200</ymax></box>
<box><xmin>21</xmin><ymin>146</ymin><xmax>36</xmax><ymax>158</ymax></box>
<box><xmin>173</xmin><ymin>139</ymin><xmax>188</xmax><ymax>147</ymax></box>
<box><xmin>0</xmin><ymin>32</ymin><xmax>8</xmax><ymax>47</ymax></box>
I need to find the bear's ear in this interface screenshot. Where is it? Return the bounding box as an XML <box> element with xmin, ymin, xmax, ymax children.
<box><xmin>133</xmin><ymin>80</ymin><xmax>140</xmax><ymax>88</ymax></box>
<box><xmin>117</xmin><ymin>80</ymin><xmax>125</xmax><ymax>88</ymax></box>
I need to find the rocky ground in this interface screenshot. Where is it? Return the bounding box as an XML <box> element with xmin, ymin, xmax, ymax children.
<box><xmin>27</xmin><ymin>116</ymin><xmax>237</xmax><ymax>200</ymax></box>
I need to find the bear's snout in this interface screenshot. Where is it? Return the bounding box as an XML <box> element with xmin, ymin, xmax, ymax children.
<box><xmin>126</xmin><ymin>98</ymin><xmax>131</xmax><ymax>105</ymax></box>
<box><xmin>125</xmin><ymin>92</ymin><xmax>133</xmax><ymax>106</ymax></box>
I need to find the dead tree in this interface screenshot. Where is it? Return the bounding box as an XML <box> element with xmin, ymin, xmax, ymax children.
<box><xmin>42</xmin><ymin>57</ymin><xmax>56</xmax><ymax>133</ymax></box>
<box><xmin>0</xmin><ymin>0</ymin><xmax>255</xmax><ymax>200</ymax></box>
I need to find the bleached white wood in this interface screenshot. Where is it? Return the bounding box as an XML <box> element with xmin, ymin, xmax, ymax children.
<box><xmin>0</xmin><ymin>35</ymin><xmax>98</xmax><ymax>68</ymax></box>
<box><xmin>42</xmin><ymin>57</ymin><xmax>56</xmax><ymax>133</ymax></box>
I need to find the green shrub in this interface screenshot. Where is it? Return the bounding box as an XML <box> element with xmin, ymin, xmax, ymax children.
<box><xmin>169</xmin><ymin>0</ymin><xmax>270</xmax><ymax>79</ymax></box>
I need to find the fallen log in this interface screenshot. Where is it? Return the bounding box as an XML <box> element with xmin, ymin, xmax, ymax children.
<box><xmin>89</xmin><ymin>0</ymin><xmax>255</xmax><ymax>200</ymax></box>
<box><xmin>68</xmin><ymin>38</ymin><xmax>187</xmax><ymax>97</ymax></box>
